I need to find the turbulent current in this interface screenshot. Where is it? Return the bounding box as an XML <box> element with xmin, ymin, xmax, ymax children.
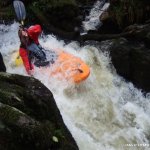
<box><xmin>82</xmin><ymin>0</ymin><xmax>110</xmax><ymax>32</ymax></box>
<box><xmin>1</xmin><ymin>23</ymin><xmax>150</xmax><ymax>150</ymax></box>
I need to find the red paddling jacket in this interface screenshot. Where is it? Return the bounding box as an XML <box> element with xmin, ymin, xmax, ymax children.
<box><xmin>18</xmin><ymin>25</ymin><xmax>44</xmax><ymax>74</ymax></box>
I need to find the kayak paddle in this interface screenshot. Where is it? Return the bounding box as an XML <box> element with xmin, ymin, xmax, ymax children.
<box><xmin>13</xmin><ymin>0</ymin><xmax>26</xmax><ymax>25</ymax></box>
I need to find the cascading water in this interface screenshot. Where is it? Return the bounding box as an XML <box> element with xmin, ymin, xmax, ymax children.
<box><xmin>82</xmin><ymin>0</ymin><xmax>110</xmax><ymax>32</ymax></box>
<box><xmin>1</xmin><ymin>23</ymin><xmax>150</xmax><ymax>150</ymax></box>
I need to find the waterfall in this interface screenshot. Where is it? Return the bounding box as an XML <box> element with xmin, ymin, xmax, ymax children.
<box><xmin>82</xmin><ymin>0</ymin><xmax>110</xmax><ymax>32</ymax></box>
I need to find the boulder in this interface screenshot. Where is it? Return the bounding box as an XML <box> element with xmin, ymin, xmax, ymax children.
<box><xmin>100</xmin><ymin>11</ymin><xmax>109</xmax><ymax>22</ymax></box>
<box><xmin>101</xmin><ymin>38</ymin><xmax>150</xmax><ymax>92</ymax></box>
<box><xmin>98</xmin><ymin>9</ymin><xmax>121</xmax><ymax>34</ymax></box>
<box><xmin>108</xmin><ymin>0</ymin><xmax>150</xmax><ymax>30</ymax></box>
<box><xmin>0</xmin><ymin>72</ymin><xmax>78</xmax><ymax>150</ymax></box>
<box><xmin>28</xmin><ymin>0</ymin><xmax>81</xmax><ymax>32</ymax></box>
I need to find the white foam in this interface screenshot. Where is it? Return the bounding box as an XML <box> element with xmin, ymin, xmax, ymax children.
<box><xmin>82</xmin><ymin>0</ymin><xmax>110</xmax><ymax>32</ymax></box>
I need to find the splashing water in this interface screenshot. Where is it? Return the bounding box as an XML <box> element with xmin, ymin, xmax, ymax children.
<box><xmin>82</xmin><ymin>0</ymin><xmax>110</xmax><ymax>32</ymax></box>
<box><xmin>1</xmin><ymin>23</ymin><xmax>150</xmax><ymax>150</ymax></box>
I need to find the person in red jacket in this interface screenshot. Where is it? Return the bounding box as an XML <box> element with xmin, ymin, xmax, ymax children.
<box><xmin>18</xmin><ymin>24</ymin><xmax>47</xmax><ymax>75</ymax></box>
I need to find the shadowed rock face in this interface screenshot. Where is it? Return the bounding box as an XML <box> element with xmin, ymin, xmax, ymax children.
<box><xmin>0</xmin><ymin>72</ymin><xmax>78</xmax><ymax>150</ymax></box>
<box><xmin>100</xmin><ymin>36</ymin><xmax>150</xmax><ymax>93</ymax></box>
<box><xmin>97</xmin><ymin>0</ymin><xmax>150</xmax><ymax>34</ymax></box>
<box><xmin>108</xmin><ymin>24</ymin><xmax>150</xmax><ymax>93</ymax></box>
<box><xmin>0</xmin><ymin>0</ymin><xmax>97</xmax><ymax>32</ymax></box>
<box><xmin>110</xmin><ymin>38</ymin><xmax>150</xmax><ymax>91</ymax></box>
<box><xmin>0</xmin><ymin>53</ymin><xmax>6</xmax><ymax>72</ymax></box>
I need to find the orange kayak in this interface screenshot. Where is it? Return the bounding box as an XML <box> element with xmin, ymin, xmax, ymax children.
<box><xmin>14</xmin><ymin>50</ymin><xmax>90</xmax><ymax>83</ymax></box>
<box><xmin>50</xmin><ymin>51</ymin><xmax>90</xmax><ymax>83</ymax></box>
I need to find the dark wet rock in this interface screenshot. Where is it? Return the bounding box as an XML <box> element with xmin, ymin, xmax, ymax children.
<box><xmin>26</xmin><ymin>0</ymin><xmax>81</xmax><ymax>32</ymax></box>
<box><xmin>0</xmin><ymin>0</ymin><xmax>11</xmax><ymax>7</ymax></box>
<box><xmin>97</xmin><ymin>0</ymin><xmax>150</xmax><ymax>34</ymax></box>
<box><xmin>27</xmin><ymin>5</ymin><xmax>80</xmax><ymax>41</ymax></box>
<box><xmin>123</xmin><ymin>23</ymin><xmax>150</xmax><ymax>48</ymax></box>
<box><xmin>100</xmin><ymin>38</ymin><xmax>150</xmax><ymax>93</ymax></box>
<box><xmin>0</xmin><ymin>0</ymin><xmax>98</xmax><ymax>33</ymax></box>
<box><xmin>99</xmin><ymin>15</ymin><xmax>121</xmax><ymax>34</ymax></box>
<box><xmin>0</xmin><ymin>53</ymin><xmax>6</xmax><ymax>72</ymax></box>
<box><xmin>0</xmin><ymin>72</ymin><xmax>78</xmax><ymax>150</ymax></box>
<box><xmin>80</xmin><ymin>22</ymin><xmax>150</xmax><ymax>44</ymax></box>
<box><xmin>108</xmin><ymin>0</ymin><xmax>150</xmax><ymax>30</ymax></box>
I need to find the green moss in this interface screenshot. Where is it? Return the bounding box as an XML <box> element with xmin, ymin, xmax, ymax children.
<box><xmin>0</xmin><ymin>103</ymin><xmax>21</xmax><ymax>124</ymax></box>
<box><xmin>0</xmin><ymin>89</ymin><xmax>20</xmax><ymax>104</ymax></box>
<box><xmin>0</xmin><ymin>80</ymin><xmax>24</xmax><ymax>106</ymax></box>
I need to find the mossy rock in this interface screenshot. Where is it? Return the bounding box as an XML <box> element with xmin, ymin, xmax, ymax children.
<box><xmin>0</xmin><ymin>72</ymin><xmax>78</xmax><ymax>150</ymax></box>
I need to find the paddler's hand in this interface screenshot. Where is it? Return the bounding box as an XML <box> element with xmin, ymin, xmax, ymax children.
<box><xmin>28</xmin><ymin>69</ymin><xmax>34</xmax><ymax>76</ymax></box>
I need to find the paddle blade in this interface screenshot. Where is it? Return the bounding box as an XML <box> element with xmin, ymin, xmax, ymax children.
<box><xmin>13</xmin><ymin>0</ymin><xmax>26</xmax><ymax>23</ymax></box>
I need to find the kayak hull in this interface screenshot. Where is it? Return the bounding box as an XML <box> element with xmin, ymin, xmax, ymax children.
<box><xmin>51</xmin><ymin>51</ymin><xmax>90</xmax><ymax>83</ymax></box>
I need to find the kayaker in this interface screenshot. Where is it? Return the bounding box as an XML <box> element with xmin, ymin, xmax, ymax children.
<box><xmin>0</xmin><ymin>52</ymin><xmax>6</xmax><ymax>72</ymax></box>
<box><xmin>18</xmin><ymin>24</ymin><xmax>47</xmax><ymax>75</ymax></box>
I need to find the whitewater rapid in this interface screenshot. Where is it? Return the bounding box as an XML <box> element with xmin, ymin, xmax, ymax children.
<box><xmin>82</xmin><ymin>0</ymin><xmax>110</xmax><ymax>32</ymax></box>
<box><xmin>1</xmin><ymin>23</ymin><xmax>150</xmax><ymax>150</ymax></box>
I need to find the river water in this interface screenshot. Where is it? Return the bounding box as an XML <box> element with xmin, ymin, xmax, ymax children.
<box><xmin>0</xmin><ymin>21</ymin><xmax>150</xmax><ymax>150</ymax></box>
<box><xmin>0</xmin><ymin>23</ymin><xmax>150</xmax><ymax>150</ymax></box>
<box><xmin>82</xmin><ymin>0</ymin><xmax>110</xmax><ymax>32</ymax></box>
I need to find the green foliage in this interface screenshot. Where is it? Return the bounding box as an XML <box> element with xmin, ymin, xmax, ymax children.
<box><xmin>0</xmin><ymin>103</ymin><xmax>21</xmax><ymax>123</ymax></box>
